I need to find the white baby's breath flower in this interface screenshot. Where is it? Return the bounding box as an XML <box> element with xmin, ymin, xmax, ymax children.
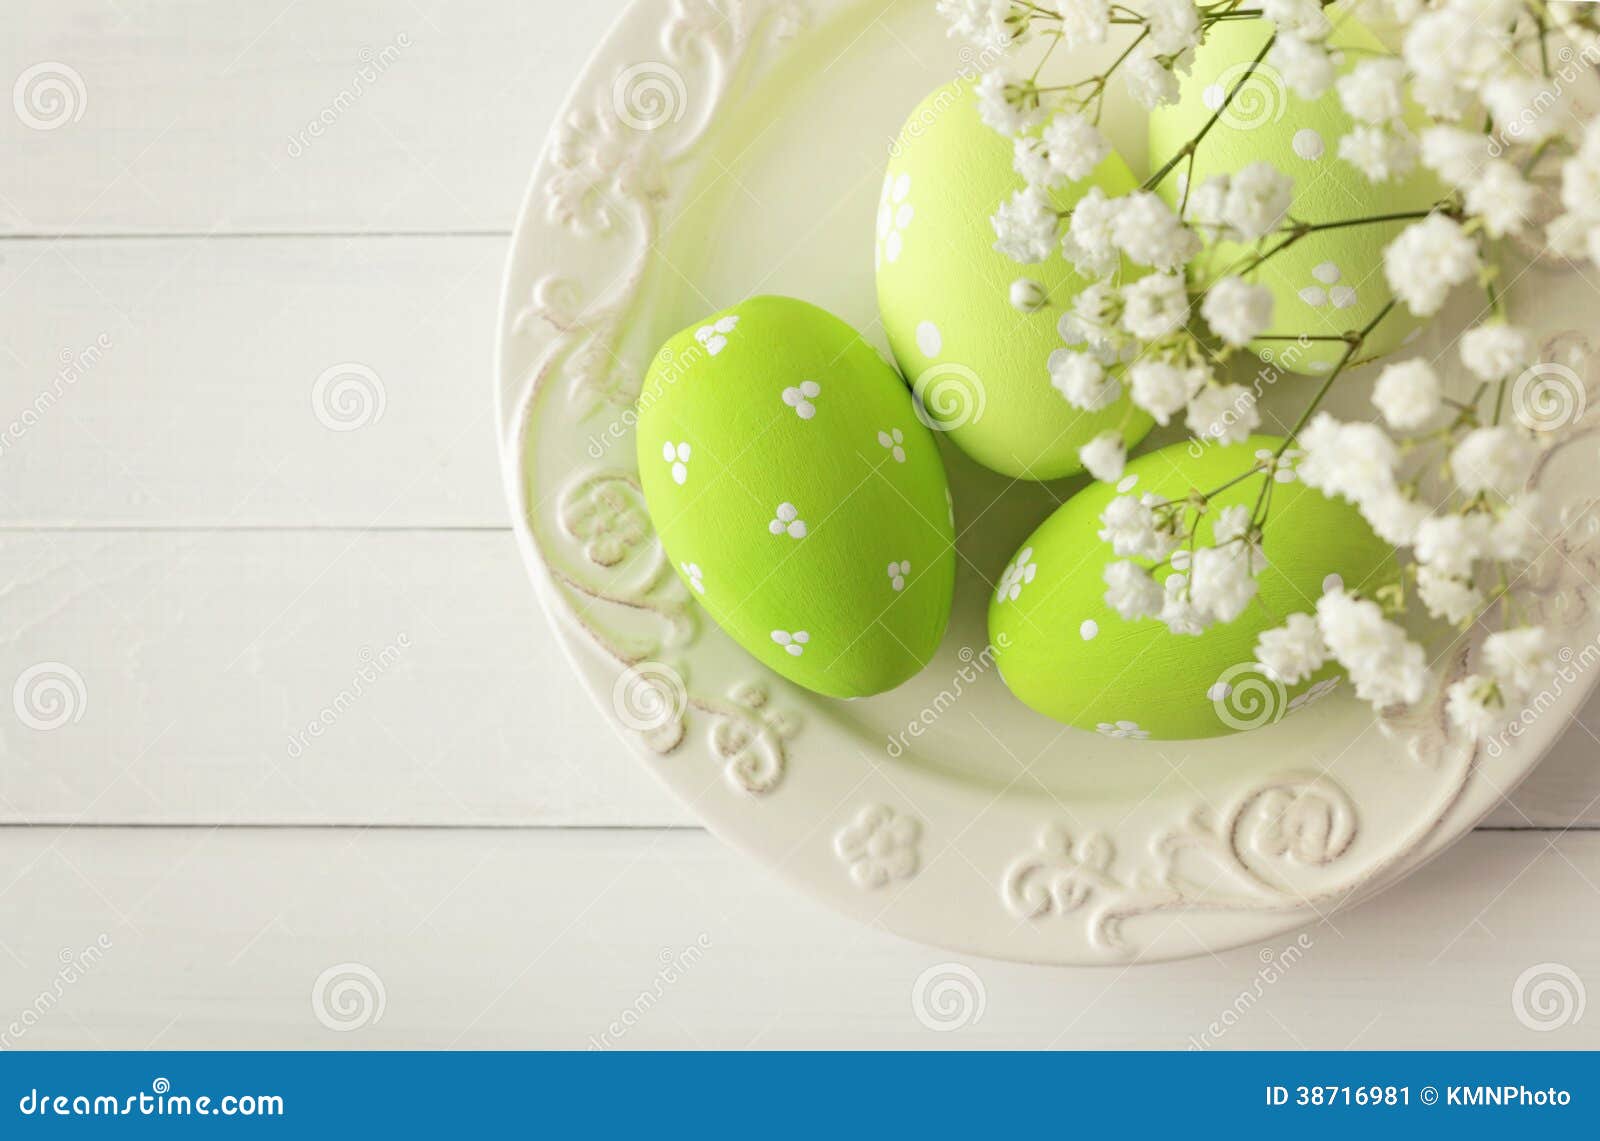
<box><xmin>1544</xmin><ymin>211</ymin><xmax>1596</xmax><ymax>261</ymax></box>
<box><xmin>1464</xmin><ymin>161</ymin><xmax>1536</xmax><ymax>238</ymax></box>
<box><xmin>1212</xmin><ymin>504</ymin><xmax>1252</xmax><ymax>545</ymax></box>
<box><xmin>1459</xmin><ymin>323</ymin><xmax>1533</xmax><ymax>382</ymax></box>
<box><xmin>1145</xmin><ymin>0</ymin><xmax>1201</xmax><ymax>54</ymax></box>
<box><xmin>1561</xmin><ymin>147</ymin><xmax>1600</xmax><ymax>218</ymax></box>
<box><xmin>1050</xmin><ymin>351</ymin><xmax>1117</xmax><ymax>410</ymax></box>
<box><xmin>1190</xmin><ymin>542</ymin><xmax>1259</xmax><ymax>622</ymax></box>
<box><xmin>1128</xmin><ymin>359</ymin><xmax>1205</xmax><ymax>426</ymax></box>
<box><xmin>1070</xmin><ymin>280</ymin><xmax>1122</xmax><ymax>346</ymax></box>
<box><xmin>991</xmin><ymin>186</ymin><xmax>1059</xmax><ymax>263</ymax></box>
<box><xmin>1159</xmin><ymin>573</ymin><xmax>1208</xmax><ymax>635</ymax></box>
<box><xmin>975</xmin><ymin>68</ymin><xmax>1041</xmax><ymax>136</ymax></box>
<box><xmin>1316</xmin><ymin>589</ymin><xmax>1428</xmax><ymax>708</ymax></box>
<box><xmin>1372</xmin><ymin>359</ymin><xmax>1441</xmax><ymax>431</ymax></box>
<box><xmin>1404</xmin><ymin>10</ymin><xmax>1507</xmax><ymax>90</ymax></box>
<box><xmin>1042</xmin><ymin>113</ymin><xmax>1110</xmax><ymax>183</ymax></box>
<box><xmin>938</xmin><ymin>0</ymin><xmax>1021</xmax><ymax>53</ymax></box>
<box><xmin>1338</xmin><ymin>124</ymin><xmax>1419</xmax><ymax>182</ymax></box>
<box><xmin>1186</xmin><ymin>383</ymin><xmax>1259</xmax><ymax>444</ymax></box>
<box><xmin>1062</xmin><ymin>186</ymin><xmax>1121</xmax><ymax>277</ymax></box>
<box><xmin>1200</xmin><ymin>277</ymin><xmax>1273</xmax><ymax>347</ymax></box>
<box><xmin>1482</xmin><ymin>76</ymin><xmax>1563</xmax><ymax>144</ymax></box>
<box><xmin>1099</xmin><ymin>494</ymin><xmax>1178</xmax><ymax>561</ymax></box>
<box><xmin>1483</xmin><ymin>626</ymin><xmax>1553</xmax><ymax>696</ymax></box>
<box><xmin>1384</xmin><ymin>214</ymin><xmax>1480</xmax><ymax>317</ymax></box>
<box><xmin>1411</xmin><ymin>72</ymin><xmax>1471</xmax><ymax>121</ymax></box>
<box><xmin>1269</xmin><ymin>34</ymin><xmax>1335</xmax><ymax>100</ymax></box>
<box><xmin>1414</xmin><ymin>512</ymin><xmax>1493</xmax><ymax>578</ymax></box>
<box><xmin>1337</xmin><ymin>59</ymin><xmax>1406</xmax><ymax>125</ymax></box>
<box><xmin>1121</xmin><ymin>273</ymin><xmax>1190</xmax><ymax>339</ymax></box>
<box><xmin>1297</xmin><ymin>413</ymin><xmax>1399</xmax><ymax>506</ymax></box>
<box><xmin>1104</xmin><ymin>559</ymin><xmax>1164</xmax><ymax>619</ymax></box>
<box><xmin>1080</xmin><ymin>431</ymin><xmax>1126</xmax><ymax>482</ymax></box>
<box><xmin>1254</xmin><ymin>612</ymin><xmax>1328</xmax><ymax>686</ymax></box>
<box><xmin>1186</xmin><ymin>174</ymin><xmax>1230</xmax><ymax>232</ymax></box>
<box><xmin>1222</xmin><ymin>163</ymin><xmax>1293</xmax><ymax>241</ymax></box>
<box><xmin>1111</xmin><ymin>192</ymin><xmax>1200</xmax><ymax>271</ymax></box>
<box><xmin>1012</xmin><ymin>135</ymin><xmax>1052</xmax><ymax>188</ymax></box>
<box><xmin>1420</xmin><ymin>126</ymin><xmax>1490</xmax><ymax>187</ymax></box>
<box><xmin>1361</xmin><ymin>489</ymin><xmax>1430</xmax><ymax>547</ymax></box>
<box><xmin>1493</xmin><ymin>494</ymin><xmax>1548</xmax><ymax>562</ymax></box>
<box><xmin>1261</xmin><ymin>0</ymin><xmax>1330</xmax><ymax>39</ymax></box>
<box><xmin>1054</xmin><ymin>0</ymin><xmax>1110</xmax><ymax>50</ymax></box>
<box><xmin>1009</xmin><ymin>277</ymin><xmax>1048</xmax><ymax>312</ymax></box>
<box><xmin>1123</xmin><ymin>45</ymin><xmax>1181</xmax><ymax>109</ymax></box>
<box><xmin>1416</xmin><ymin>564</ymin><xmax>1484</xmax><ymax>625</ymax></box>
<box><xmin>1450</xmin><ymin>425</ymin><xmax>1536</xmax><ymax>497</ymax></box>
<box><xmin>1446</xmin><ymin>674</ymin><xmax>1505</xmax><ymax>737</ymax></box>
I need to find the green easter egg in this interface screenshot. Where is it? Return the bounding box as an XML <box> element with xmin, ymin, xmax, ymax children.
<box><xmin>636</xmin><ymin>296</ymin><xmax>956</xmax><ymax>699</ymax></box>
<box><xmin>876</xmin><ymin>80</ymin><xmax>1153</xmax><ymax>480</ymax></box>
<box><xmin>1148</xmin><ymin>14</ymin><xmax>1444</xmax><ymax>374</ymax></box>
<box><xmin>988</xmin><ymin>436</ymin><xmax>1397</xmax><ymax>739</ymax></box>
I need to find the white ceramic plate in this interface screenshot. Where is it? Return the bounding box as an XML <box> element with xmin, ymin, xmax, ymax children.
<box><xmin>496</xmin><ymin>0</ymin><xmax>1600</xmax><ymax>963</ymax></box>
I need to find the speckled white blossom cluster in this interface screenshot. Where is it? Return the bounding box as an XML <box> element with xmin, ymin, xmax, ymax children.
<box><xmin>938</xmin><ymin>0</ymin><xmax>1599</xmax><ymax>738</ymax></box>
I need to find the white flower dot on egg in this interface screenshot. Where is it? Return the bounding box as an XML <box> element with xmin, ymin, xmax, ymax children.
<box><xmin>1080</xmin><ymin>619</ymin><xmax>1098</xmax><ymax>640</ymax></box>
<box><xmin>885</xmin><ymin>231</ymin><xmax>902</xmax><ymax>263</ymax></box>
<box><xmin>1308</xmin><ymin>360</ymin><xmax>1333</xmax><ymax>373</ymax></box>
<box><xmin>892</xmin><ymin>172</ymin><xmax>911</xmax><ymax>202</ymax></box>
<box><xmin>1292</xmin><ymin>128</ymin><xmax>1324</xmax><ymax>161</ymax></box>
<box><xmin>915</xmin><ymin>320</ymin><xmax>942</xmax><ymax>357</ymax></box>
<box><xmin>1329</xmin><ymin>285</ymin><xmax>1357</xmax><ymax>310</ymax></box>
<box><xmin>1202</xmin><ymin>83</ymin><xmax>1224</xmax><ymax>111</ymax></box>
<box><xmin>1298</xmin><ymin>285</ymin><xmax>1327</xmax><ymax>306</ymax></box>
<box><xmin>1207</xmin><ymin>681</ymin><xmax>1232</xmax><ymax>702</ymax></box>
<box><xmin>1323</xmin><ymin>573</ymin><xmax>1344</xmax><ymax>594</ymax></box>
<box><xmin>1116</xmin><ymin>474</ymin><xmax>1139</xmax><ymax>493</ymax></box>
<box><xmin>1313</xmin><ymin>262</ymin><xmax>1341</xmax><ymax>285</ymax></box>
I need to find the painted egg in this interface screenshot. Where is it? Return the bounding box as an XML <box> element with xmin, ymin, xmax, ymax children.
<box><xmin>876</xmin><ymin>79</ymin><xmax>1153</xmax><ymax>480</ymax></box>
<box><xmin>988</xmin><ymin>436</ymin><xmax>1396</xmax><ymax>739</ymax></box>
<box><xmin>635</xmin><ymin>295</ymin><xmax>956</xmax><ymax>699</ymax></box>
<box><xmin>1148</xmin><ymin>16</ymin><xmax>1444</xmax><ymax>375</ymax></box>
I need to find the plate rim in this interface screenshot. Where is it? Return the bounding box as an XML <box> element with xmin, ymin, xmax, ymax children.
<box><xmin>492</xmin><ymin>0</ymin><xmax>1599</xmax><ymax>966</ymax></box>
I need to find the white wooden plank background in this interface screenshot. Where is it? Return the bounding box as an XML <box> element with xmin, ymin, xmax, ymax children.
<box><xmin>1</xmin><ymin>0</ymin><xmax>1597</xmax><ymax>1048</ymax></box>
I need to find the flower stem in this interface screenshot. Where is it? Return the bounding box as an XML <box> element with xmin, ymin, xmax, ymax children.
<box><xmin>1143</xmin><ymin>32</ymin><xmax>1276</xmax><ymax>192</ymax></box>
